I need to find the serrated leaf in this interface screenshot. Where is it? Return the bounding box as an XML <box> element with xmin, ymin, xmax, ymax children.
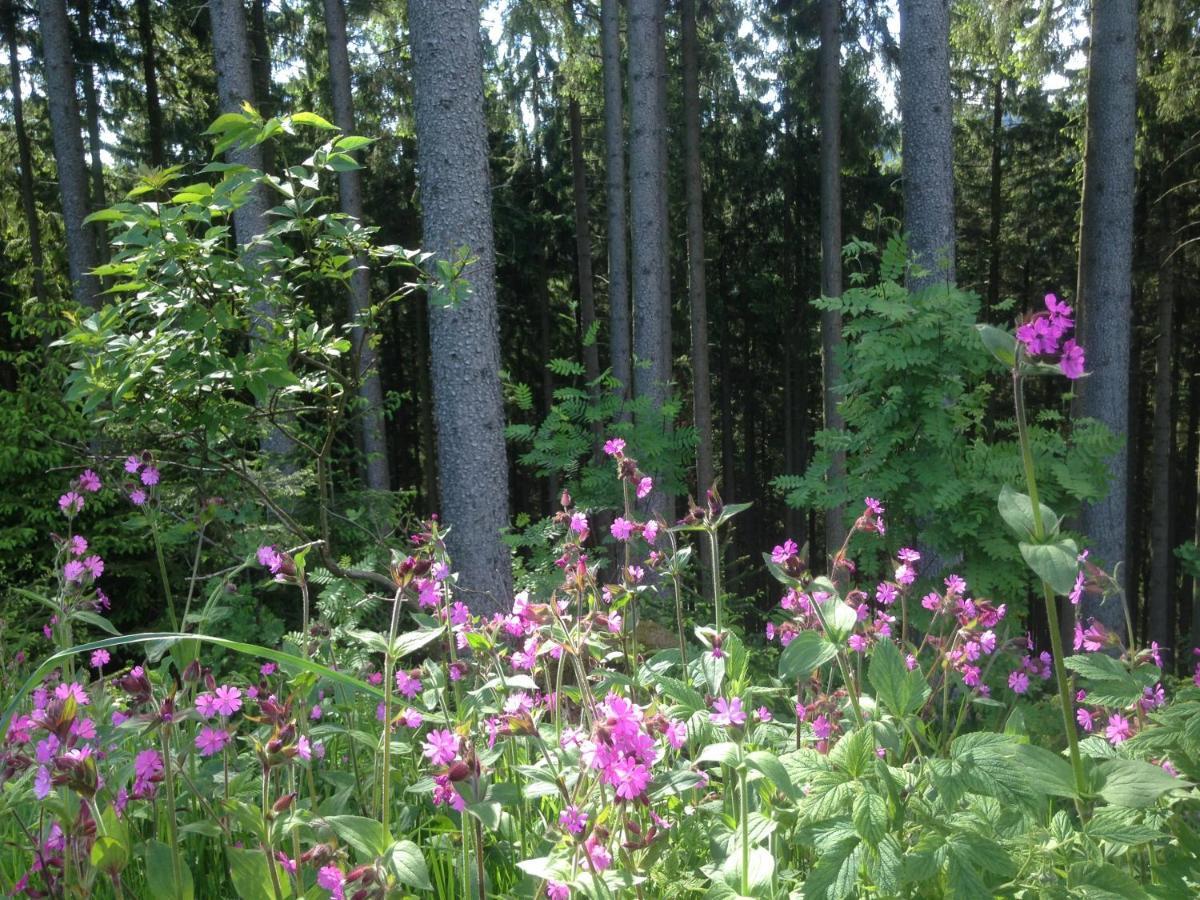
<box><xmin>868</xmin><ymin>638</ymin><xmax>929</xmax><ymax>717</ymax></box>
<box><xmin>1097</xmin><ymin>759</ymin><xmax>1190</xmax><ymax>808</ymax></box>
<box><xmin>852</xmin><ymin>790</ymin><xmax>888</xmax><ymax>846</ymax></box>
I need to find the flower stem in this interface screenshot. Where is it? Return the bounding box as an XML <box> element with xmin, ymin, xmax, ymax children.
<box><xmin>707</xmin><ymin>529</ymin><xmax>722</xmax><ymax>634</ymax></box>
<box><xmin>150</xmin><ymin>515</ymin><xmax>179</xmax><ymax>632</ymax></box>
<box><xmin>739</xmin><ymin>766</ymin><xmax>750</xmax><ymax>896</ymax></box>
<box><xmin>1013</xmin><ymin>368</ymin><xmax>1088</xmax><ymax>802</ymax></box>
<box><xmin>379</xmin><ymin>586</ymin><xmax>404</xmax><ymax>833</ymax></box>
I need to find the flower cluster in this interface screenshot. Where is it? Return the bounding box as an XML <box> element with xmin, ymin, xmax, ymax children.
<box><xmin>1016</xmin><ymin>293</ymin><xmax>1085</xmax><ymax>379</ymax></box>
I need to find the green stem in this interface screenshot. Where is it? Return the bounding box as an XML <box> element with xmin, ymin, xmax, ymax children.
<box><xmin>1013</xmin><ymin>368</ymin><xmax>1088</xmax><ymax>802</ymax></box>
<box><xmin>151</xmin><ymin>515</ymin><xmax>180</xmax><ymax>632</ymax></box>
<box><xmin>159</xmin><ymin>729</ymin><xmax>184</xmax><ymax>900</ymax></box>
<box><xmin>739</xmin><ymin>766</ymin><xmax>750</xmax><ymax>896</ymax></box>
<box><xmin>708</xmin><ymin>529</ymin><xmax>722</xmax><ymax>634</ymax></box>
<box><xmin>379</xmin><ymin>586</ymin><xmax>404</xmax><ymax>833</ymax></box>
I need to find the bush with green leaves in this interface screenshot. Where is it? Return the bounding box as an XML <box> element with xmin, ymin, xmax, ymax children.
<box><xmin>773</xmin><ymin>235</ymin><xmax>1116</xmax><ymax>602</ymax></box>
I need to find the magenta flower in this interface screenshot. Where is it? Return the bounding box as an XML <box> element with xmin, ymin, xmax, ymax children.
<box><xmin>34</xmin><ymin>766</ymin><xmax>51</xmax><ymax>799</ymax></box>
<box><xmin>755</xmin><ymin>706</ymin><xmax>773</xmax><ymax>722</ymax></box>
<box><xmin>812</xmin><ymin>715</ymin><xmax>832</xmax><ymax>740</ymax></box>
<box><xmin>610</xmin><ymin>757</ymin><xmax>651</xmax><ymax>800</ymax></box>
<box><xmin>1060</xmin><ymin>339</ymin><xmax>1085</xmax><ymax>379</ymax></box>
<box><xmin>212</xmin><ymin>685</ymin><xmax>242</xmax><ymax>717</ymax></box>
<box><xmin>1008</xmin><ymin>670</ymin><xmax>1029</xmax><ymax>695</ymax></box>
<box><xmin>603</xmin><ymin>437</ymin><xmax>625</xmax><ymax>457</ymax></box>
<box><xmin>875</xmin><ymin>582</ymin><xmax>897</xmax><ymax>605</ymax></box>
<box><xmin>82</xmin><ymin>555</ymin><xmax>104</xmax><ymax>579</ymax></box>
<box><xmin>195</xmin><ymin>692</ymin><xmax>219</xmax><ymax>718</ymax></box>
<box><xmin>1077</xmin><ymin>708</ymin><xmax>1094</xmax><ymax>732</ymax></box>
<box><xmin>559</xmin><ymin>805</ymin><xmax>587</xmax><ymax>834</ymax></box>
<box><xmin>78</xmin><ymin>469</ymin><xmax>101</xmax><ymax>493</ymax></box>
<box><xmin>771</xmin><ymin>539</ymin><xmax>798</xmax><ymax>564</ymax></box>
<box><xmin>400</xmin><ymin>708</ymin><xmax>423</xmax><ymax>728</ymax></box>
<box><xmin>395</xmin><ymin>671</ymin><xmax>422</xmax><ymax>698</ymax></box>
<box><xmin>584</xmin><ymin>834</ymin><xmax>612</xmax><ymax>872</ymax></box>
<box><xmin>636</xmin><ymin>476</ymin><xmax>653</xmax><ymax>499</ymax></box>
<box><xmin>547</xmin><ymin>883</ymin><xmax>571</xmax><ymax>900</ymax></box>
<box><xmin>317</xmin><ymin>865</ymin><xmax>346</xmax><ymax>900</ymax></box>
<box><xmin>133</xmin><ymin>748</ymin><xmax>163</xmax><ymax>796</ymax></box>
<box><xmin>260</xmin><ymin>662</ymin><xmax>277</xmax><ymax>676</ymax></box>
<box><xmin>124</xmin><ymin>455</ymin><xmax>141</xmax><ymax>474</ymax></box>
<box><xmin>59</xmin><ymin>492</ymin><xmax>83</xmax><ymax>515</ymax></box>
<box><xmin>710</xmin><ymin>696</ymin><xmax>746</xmax><ymax>728</ymax></box>
<box><xmin>129</xmin><ymin>488</ymin><xmax>147</xmax><ymax>506</ymax></box>
<box><xmin>1106</xmin><ymin>714</ymin><xmax>1133</xmax><ymax>745</ymax></box>
<box><xmin>55</xmin><ymin>682</ymin><xmax>89</xmax><ymax>706</ymax></box>
<box><xmin>69</xmin><ymin>535</ymin><xmax>88</xmax><ymax>555</ymax></box>
<box><xmin>140</xmin><ymin>466</ymin><xmax>160</xmax><ymax>486</ymax></box>
<box><xmin>256</xmin><ymin>545</ymin><xmax>283</xmax><ymax>574</ymax></box>
<box><xmin>642</xmin><ymin>519</ymin><xmax>659</xmax><ymax>544</ymax></box>
<box><xmin>195</xmin><ymin>726</ymin><xmax>232</xmax><ymax>757</ymax></box>
<box><xmin>610</xmin><ymin>517</ymin><xmax>634</xmax><ymax>541</ymax></box>
<box><xmin>90</xmin><ymin>649</ymin><xmax>110</xmax><ymax>670</ymax></box>
<box><xmin>665</xmin><ymin>719</ymin><xmax>686</xmax><ymax>749</ymax></box>
<box><xmin>570</xmin><ymin>512</ymin><xmax>588</xmax><ymax>535</ymax></box>
<box><xmin>423</xmin><ymin>728</ymin><xmax>460</xmax><ymax>766</ymax></box>
<box><xmin>64</xmin><ymin>560</ymin><xmax>86</xmax><ymax>583</ymax></box>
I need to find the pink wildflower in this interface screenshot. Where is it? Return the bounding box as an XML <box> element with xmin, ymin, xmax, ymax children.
<box><xmin>709</xmin><ymin>696</ymin><xmax>746</xmax><ymax>728</ymax></box>
<box><xmin>423</xmin><ymin>729</ymin><xmax>460</xmax><ymax>766</ymax></box>
<box><xmin>195</xmin><ymin>726</ymin><xmax>231</xmax><ymax>757</ymax></box>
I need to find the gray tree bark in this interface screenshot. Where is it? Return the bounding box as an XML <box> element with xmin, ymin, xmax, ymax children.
<box><xmin>409</xmin><ymin>0</ymin><xmax>512</xmax><ymax>614</ymax></box>
<box><xmin>209</xmin><ymin>0</ymin><xmax>289</xmax><ymax>457</ymax></box>
<box><xmin>1077</xmin><ymin>0</ymin><xmax>1136</xmax><ymax>638</ymax></box>
<box><xmin>323</xmin><ymin>0</ymin><xmax>390</xmax><ymax>492</ymax></box>
<box><xmin>820</xmin><ymin>0</ymin><xmax>846</xmax><ymax>555</ymax></box>
<box><xmin>248</xmin><ymin>0</ymin><xmax>275</xmax><ymax>174</ymax></box>
<box><xmin>135</xmin><ymin>0</ymin><xmax>164</xmax><ymax>167</ymax></box>
<box><xmin>682</xmin><ymin>0</ymin><xmax>712</xmax><ymax>501</ymax></box>
<box><xmin>628</xmin><ymin>0</ymin><xmax>671</xmax><ymax>511</ymax></box>
<box><xmin>898</xmin><ymin>0</ymin><xmax>955</xmax><ymax>287</ymax></box>
<box><xmin>601</xmin><ymin>0</ymin><xmax>632</xmax><ymax>404</ymax></box>
<box><xmin>39</xmin><ymin>0</ymin><xmax>98</xmax><ymax>308</ymax></box>
<box><xmin>5</xmin><ymin>1</ymin><xmax>47</xmax><ymax>303</ymax></box>
<box><xmin>75</xmin><ymin>0</ymin><xmax>105</xmax><ymax>218</ymax></box>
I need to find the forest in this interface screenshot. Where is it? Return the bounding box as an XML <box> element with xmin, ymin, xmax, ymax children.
<box><xmin>1</xmin><ymin>0</ymin><xmax>1200</xmax><ymax>897</ymax></box>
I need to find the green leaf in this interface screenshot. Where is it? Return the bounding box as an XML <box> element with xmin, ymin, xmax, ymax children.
<box><xmin>1086</xmin><ymin>809</ymin><xmax>1164</xmax><ymax>846</ymax></box>
<box><xmin>852</xmin><ymin>791</ymin><xmax>888</xmax><ymax>846</ymax></box>
<box><xmin>698</xmin><ymin>741</ymin><xmax>742</xmax><ymax>767</ymax></box>
<box><xmin>144</xmin><ymin>840</ymin><xmax>194</xmax><ymax>900</ymax></box>
<box><xmin>227</xmin><ymin>846</ymin><xmax>291</xmax><ymax>900</ymax></box>
<box><xmin>334</xmin><ymin>135</ymin><xmax>374</xmax><ymax>152</ymax></box>
<box><xmin>997</xmin><ymin>484</ymin><xmax>1058</xmax><ymax>541</ymax></box>
<box><xmin>745</xmin><ymin>750</ymin><xmax>795</xmax><ymax>798</ymax></box>
<box><xmin>802</xmin><ymin>836</ymin><xmax>862</xmax><ymax>900</ymax></box>
<box><xmin>71</xmin><ymin>610</ymin><xmax>121</xmax><ymax>636</ymax></box>
<box><xmin>713</xmin><ymin>501</ymin><xmax>753</xmax><ymax>528</ymax></box>
<box><xmin>1011</xmin><ymin>743</ymin><xmax>1079</xmax><ymax>799</ymax></box>
<box><xmin>868</xmin><ymin>638</ymin><xmax>929</xmax><ymax>717</ymax></box>
<box><xmin>326</xmin><ymin>815</ymin><xmax>391</xmax><ymax>859</ymax></box>
<box><xmin>290</xmin><ymin>111</ymin><xmax>337</xmax><ymax>130</ymax></box>
<box><xmin>1018</xmin><ymin>537</ymin><xmax>1079</xmax><ymax>595</ymax></box>
<box><xmin>1097</xmin><ymin>759</ymin><xmax>1190</xmax><ymax>808</ymax></box>
<box><xmin>778</xmin><ymin>630</ymin><xmax>837</xmax><ymax>680</ymax></box>
<box><xmin>393</xmin><ymin>625</ymin><xmax>446</xmax><ymax>658</ymax></box>
<box><xmin>388</xmin><ymin>840</ymin><xmax>432</xmax><ymax>891</ymax></box>
<box><xmin>90</xmin><ymin>837</ymin><xmax>128</xmax><ymax>875</ymax></box>
<box><xmin>466</xmin><ymin>801</ymin><xmax>502</xmax><ymax>830</ymax></box>
<box><xmin>976</xmin><ymin>323</ymin><xmax>1017</xmax><ymax>368</ymax></box>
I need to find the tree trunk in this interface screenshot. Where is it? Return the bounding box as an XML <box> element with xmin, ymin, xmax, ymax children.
<box><xmin>323</xmin><ymin>0</ymin><xmax>390</xmax><ymax>492</ymax></box>
<box><xmin>409</xmin><ymin>0</ymin><xmax>512</xmax><ymax>614</ymax></box>
<box><xmin>628</xmin><ymin>0</ymin><xmax>671</xmax><ymax>509</ymax></box>
<box><xmin>249</xmin><ymin>0</ymin><xmax>275</xmax><ymax>174</ymax></box>
<box><xmin>986</xmin><ymin>76</ymin><xmax>1003</xmax><ymax>311</ymax></box>
<box><xmin>38</xmin><ymin>0</ymin><xmax>98</xmax><ymax>307</ymax></box>
<box><xmin>74</xmin><ymin>0</ymin><xmax>104</xmax><ymax>219</ymax></box>
<box><xmin>1148</xmin><ymin>243</ymin><xmax>1175</xmax><ymax>662</ymax></box>
<box><xmin>568</xmin><ymin>96</ymin><xmax>602</xmax><ymax>395</ymax></box>
<box><xmin>5</xmin><ymin>2</ymin><xmax>47</xmax><ymax>303</ymax></box>
<box><xmin>135</xmin><ymin>0</ymin><xmax>164</xmax><ymax>167</ymax></box>
<box><xmin>1077</xmin><ymin>0</ymin><xmax>1136</xmax><ymax>638</ymax></box>
<box><xmin>819</xmin><ymin>0</ymin><xmax>846</xmax><ymax>554</ymax></box>
<box><xmin>600</xmin><ymin>0</ymin><xmax>631</xmax><ymax>406</ymax></box>
<box><xmin>898</xmin><ymin>0</ymin><xmax>955</xmax><ymax>288</ymax></box>
<box><xmin>682</xmin><ymin>0</ymin><xmax>713</xmax><ymax>579</ymax></box>
<box><xmin>210</xmin><ymin>0</ymin><xmax>289</xmax><ymax>457</ymax></box>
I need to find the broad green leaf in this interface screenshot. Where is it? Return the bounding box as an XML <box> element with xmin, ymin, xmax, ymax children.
<box><xmin>745</xmin><ymin>750</ymin><xmax>795</xmax><ymax>798</ymax></box>
<box><xmin>976</xmin><ymin>323</ymin><xmax>1017</xmax><ymax>368</ymax></box>
<box><xmin>1086</xmin><ymin>809</ymin><xmax>1164</xmax><ymax>845</ymax></box>
<box><xmin>227</xmin><ymin>846</ymin><xmax>291</xmax><ymax>900</ymax></box>
<box><xmin>324</xmin><ymin>815</ymin><xmax>391</xmax><ymax>858</ymax></box>
<box><xmin>868</xmin><ymin>638</ymin><xmax>929</xmax><ymax>717</ymax></box>
<box><xmin>144</xmin><ymin>840</ymin><xmax>194</xmax><ymax>900</ymax></box>
<box><xmin>778</xmin><ymin>630</ymin><xmax>837</xmax><ymax>680</ymax></box>
<box><xmin>698</xmin><ymin>741</ymin><xmax>742</xmax><ymax>767</ymax></box>
<box><xmin>466</xmin><ymin>801</ymin><xmax>502</xmax><ymax>830</ymax></box>
<box><xmin>1018</xmin><ymin>537</ymin><xmax>1079</xmax><ymax>595</ymax></box>
<box><xmin>388</xmin><ymin>840</ymin><xmax>432</xmax><ymax>891</ymax></box>
<box><xmin>393</xmin><ymin>625</ymin><xmax>446</xmax><ymax>658</ymax></box>
<box><xmin>997</xmin><ymin>484</ymin><xmax>1059</xmax><ymax>540</ymax></box>
<box><xmin>90</xmin><ymin>837</ymin><xmax>128</xmax><ymax>875</ymax></box>
<box><xmin>852</xmin><ymin>791</ymin><xmax>888</xmax><ymax>846</ymax></box>
<box><xmin>1097</xmin><ymin>759</ymin><xmax>1190</xmax><ymax>808</ymax></box>
<box><xmin>290</xmin><ymin>111</ymin><xmax>337</xmax><ymax>130</ymax></box>
<box><xmin>1011</xmin><ymin>743</ymin><xmax>1079</xmax><ymax>799</ymax></box>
